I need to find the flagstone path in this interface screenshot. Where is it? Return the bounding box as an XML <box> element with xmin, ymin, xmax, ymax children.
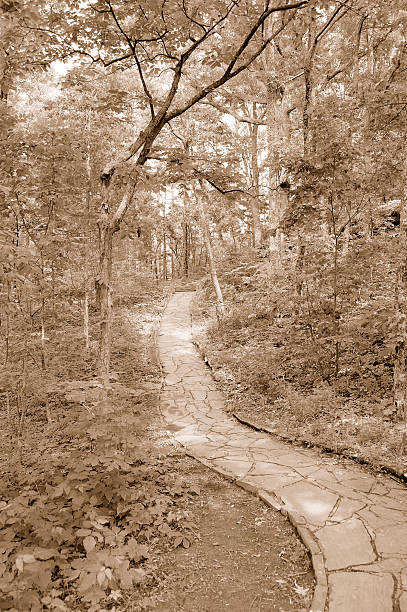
<box><xmin>158</xmin><ymin>291</ymin><xmax>407</xmax><ymax>612</ymax></box>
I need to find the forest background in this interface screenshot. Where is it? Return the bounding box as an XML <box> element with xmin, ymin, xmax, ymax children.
<box><xmin>1</xmin><ymin>0</ymin><xmax>407</xmax><ymax>610</ymax></box>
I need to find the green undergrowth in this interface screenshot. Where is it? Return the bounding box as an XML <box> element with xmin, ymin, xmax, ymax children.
<box><xmin>0</xmin><ymin>284</ymin><xmax>199</xmax><ymax>611</ymax></box>
<box><xmin>192</xmin><ymin>254</ymin><xmax>407</xmax><ymax>479</ymax></box>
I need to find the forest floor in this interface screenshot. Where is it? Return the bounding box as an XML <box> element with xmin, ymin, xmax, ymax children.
<box><xmin>191</xmin><ymin>256</ymin><xmax>407</xmax><ymax>484</ymax></box>
<box><xmin>0</xmin><ymin>283</ymin><xmax>312</xmax><ymax>611</ymax></box>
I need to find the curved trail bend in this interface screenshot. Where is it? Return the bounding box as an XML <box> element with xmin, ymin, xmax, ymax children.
<box><xmin>158</xmin><ymin>291</ymin><xmax>407</xmax><ymax>612</ymax></box>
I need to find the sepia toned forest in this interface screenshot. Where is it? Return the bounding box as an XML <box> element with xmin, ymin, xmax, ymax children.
<box><xmin>1</xmin><ymin>0</ymin><xmax>407</xmax><ymax>609</ymax></box>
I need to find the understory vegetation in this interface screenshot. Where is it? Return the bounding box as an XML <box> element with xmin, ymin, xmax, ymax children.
<box><xmin>193</xmin><ymin>243</ymin><xmax>407</xmax><ymax>480</ymax></box>
<box><xmin>0</xmin><ymin>283</ymin><xmax>202</xmax><ymax>611</ymax></box>
<box><xmin>0</xmin><ymin>279</ymin><xmax>314</xmax><ymax>612</ymax></box>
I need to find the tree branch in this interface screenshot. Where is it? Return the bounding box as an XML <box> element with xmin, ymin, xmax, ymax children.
<box><xmin>134</xmin><ymin>54</ymin><xmax>155</xmax><ymax>119</ymax></box>
<box><xmin>105</xmin><ymin>0</ymin><xmax>135</xmax><ymax>52</ymax></box>
<box><xmin>101</xmin><ymin>1</ymin><xmax>308</xmax><ymax>179</ymax></box>
<box><xmin>224</xmin><ymin>1</ymin><xmax>308</xmax><ymax>78</ymax></box>
<box><xmin>200</xmin><ymin>100</ymin><xmax>267</xmax><ymax>125</ymax></box>
<box><xmin>166</xmin><ymin>4</ymin><xmax>306</xmax><ymax>123</ymax></box>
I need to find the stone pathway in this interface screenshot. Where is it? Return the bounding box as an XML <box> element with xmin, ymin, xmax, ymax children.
<box><xmin>158</xmin><ymin>292</ymin><xmax>407</xmax><ymax>612</ymax></box>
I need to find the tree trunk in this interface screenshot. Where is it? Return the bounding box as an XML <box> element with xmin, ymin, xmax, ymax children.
<box><xmin>248</xmin><ymin>104</ymin><xmax>262</xmax><ymax>248</ymax></box>
<box><xmin>96</xmin><ymin>179</ymin><xmax>136</xmax><ymax>384</ymax></box>
<box><xmin>96</xmin><ymin>219</ymin><xmax>114</xmax><ymax>387</ymax></box>
<box><xmin>84</xmin><ymin>292</ymin><xmax>90</xmax><ymax>350</ymax></box>
<box><xmin>262</xmin><ymin>17</ymin><xmax>291</xmax><ymax>260</ymax></box>
<box><xmin>303</xmin><ymin>6</ymin><xmax>317</xmax><ymax>154</ymax></box>
<box><xmin>197</xmin><ymin>187</ymin><xmax>225</xmax><ymax>316</ymax></box>
<box><xmin>183</xmin><ymin>221</ymin><xmax>189</xmax><ymax>278</ymax></box>
<box><xmin>394</xmin><ymin>192</ymin><xmax>407</xmax><ymax>420</ymax></box>
<box><xmin>295</xmin><ymin>236</ymin><xmax>306</xmax><ymax>296</ymax></box>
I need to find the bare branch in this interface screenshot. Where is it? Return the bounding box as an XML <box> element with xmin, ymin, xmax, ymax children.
<box><xmin>166</xmin><ymin>6</ymin><xmax>305</xmax><ymax>122</ymax></box>
<box><xmin>315</xmin><ymin>0</ymin><xmax>350</xmax><ymax>45</ymax></box>
<box><xmin>382</xmin><ymin>103</ymin><xmax>407</xmax><ymax>127</ymax></box>
<box><xmin>200</xmin><ymin>100</ymin><xmax>267</xmax><ymax>125</ymax></box>
<box><xmin>180</xmin><ymin>0</ymin><xmax>238</xmax><ymax>65</ymax></box>
<box><xmin>323</xmin><ymin>26</ymin><xmax>396</xmax><ymax>88</ymax></box>
<box><xmin>105</xmin><ymin>0</ymin><xmax>135</xmax><ymax>52</ymax></box>
<box><xmin>134</xmin><ymin>54</ymin><xmax>155</xmax><ymax>119</ymax></box>
<box><xmin>182</xmin><ymin>0</ymin><xmax>207</xmax><ymax>33</ymax></box>
<box><xmin>102</xmin><ymin>1</ymin><xmax>308</xmax><ymax>178</ymax></box>
<box><xmin>224</xmin><ymin>1</ymin><xmax>308</xmax><ymax>77</ymax></box>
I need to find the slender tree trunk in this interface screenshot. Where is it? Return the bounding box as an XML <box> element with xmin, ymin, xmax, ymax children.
<box><xmin>84</xmin><ymin>292</ymin><xmax>90</xmax><ymax>350</ymax></box>
<box><xmin>231</xmin><ymin>226</ymin><xmax>237</xmax><ymax>254</ymax></box>
<box><xmin>303</xmin><ymin>6</ymin><xmax>316</xmax><ymax>154</ymax></box>
<box><xmin>162</xmin><ymin>230</ymin><xmax>168</xmax><ymax>280</ymax></box>
<box><xmin>295</xmin><ymin>235</ymin><xmax>306</xmax><ymax>296</ymax></box>
<box><xmin>39</xmin><ymin>258</ymin><xmax>47</xmax><ymax>371</ymax></box>
<box><xmin>162</xmin><ymin>189</ymin><xmax>168</xmax><ymax>280</ymax></box>
<box><xmin>84</xmin><ymin>108</ymin><xmax>92</xmax><ymax>350</ymax></box>
<box><xmin>197</xmin><ymin>186</ymin><xmax>224</xmax><ymax>316</ymax></box>
<box><xmin>40</xmin><ymin>300</ymin><xmax>46</xmax><ymax>371</ymax></box>
<box><xmin>394</xmin><ymin>189</ymin><xmax>407</xmax><ymax>420</ymax></box>
<box><xmin>183</xmin><ymin>221</ymin><xmax>189</xmax><ymax>278</ymax></box>
<box><xmin>262</xmin><ymin>17</ymin><xmax>291</xmax><ymax>261</ymax></box>
<box><xmin>4</xmin><ymin>280</ymin><xmax>11</xmax><ymax>367</ymax></box>
<box><xmin>333</xmin><ymin>235</ymin><xmax>340</xmax><ymax>377</ymax></box>
<box><xmin>248</xmin><ymin>104</ymin><xmax>262</xmax><ymax>247</ymax></box>
<box><xmin>96</xmin><ymin>221</ymin><xmax>114</xmax><ymax>387</ymax></box>
<box><xmin>96</xmin><ymin>180</ymin><xmax>136</xmax><ymax>385</ymax></box>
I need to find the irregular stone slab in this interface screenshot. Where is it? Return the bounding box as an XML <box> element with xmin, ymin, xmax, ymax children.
<box><xmin>305</xmin><ymin>467</ymin><xmax>341</xmax><ymax>484</ymax></box>
<box><xmin>160</xmin><ymin>405</ymin><xmax>190</xmax><ymax>422</ymax></box>
<box><xmin>210</xmin><ymin>423</ymin><xmax>240</xmax><ymax>434</ymax></box>
<box><xmin>274</xmin><ymin>453</ymin><xmax>320</xmax><ymax>469</ymax></box>
<box><xmin>352</xmin><ymin>558</ymin><xmax>406</xmax><ymax>574</ymax></box>
<box><xmin>375</xmin><ymin>524</ymin><xmax>407</xmax><ymax>555</ymax></box>
<box><xmin>186</xmin><ymin>444</ymin><xmax>229</xmax><ymax>460</ymax></box>
<box><xmin>329</xmin><ymin>572</ymin><xmax>393</xmax><ymax>612</ymax></box>
<box><xmin>367</xmin><ymin>492</ymin><xmax>406</xmax><ymax>511</ymax></box>
<box><xmin>174</xmin><ymin>430</ymin><xmax>209</xmax><ymax>446</ymax></box>
<box><xmin>279</xmin><ymin>480</ymin><xmax>338</xmax><ymax>527</ymax></box>
<box><xmin>249</xmin><ymin>461</ymin><xmax>296</xmax><ymax>477</ymax></box>
<box><xmin>243</xmin><ymin>473</ymin><xmax>302</xmax><ymax>492</ymax></box>
<box><xmin>329</xmin><ymin>498</ymin><xmax>366</xmax><ymax>522</ymax></box>
<box><xmin>206</xmin><ymin>433</ymin><xmax>229</xmax><ymax>443</ymax></box>
<box><xmin>207</xmin><ymin>390</ymin><xmax>225</xmax><ymax>401</ymax></box>
<box><xmin>295</xmin><ymin>465</ymin><xmax>323</xmax><ymax>478</ymax></box>
<box><xmin>370</xmin><ymin>482</ymin><xmax>390</xmax><ymax>496</ymax></box>
<box><xmin>370</xmin><ymin>505</ymin><xmax>407</xmax><ymax>522</ymax></box>
<box><xmin>190</xmin><ymin>390</ymin><xmax>207</xmax><ymax>400</ymax></box>
<box><xmin>226</xmin><ymin>437</ymin><xmax>263</xmax><ymax>449</ymax></box>
<box><xmin>249</xmin><ymin>438</ymin><xmax>285</xmax><ymax>452</ymax></box>
<box><xmin>164</xmin><ymin>374</ymin><xmax>182</xmax><ymax>385</ymax></box>
<box><xmin>357</xmin><ymin>508</ymin><xmax>403</xmax><ymax>532</ymax></box>
<box><xmin>210</xmin><ymin>457</ymin><xmax>252</xmax><ymax>479</ymax></box>
<box><xmin>321</xmin><ymin>482</ymin><xmax>371</xmax><ymax>503</ymax></box>
<box><xmin>317</xmin><ymin>518</ymin><xmax>375</xmax><ymax>570</ymax></box>
<box><xmin>208</xmin><ymin>400</ymin><xmax>225</xmax><ymax>410</ymax></box>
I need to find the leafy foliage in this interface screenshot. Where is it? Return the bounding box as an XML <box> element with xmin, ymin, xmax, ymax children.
<box><xmin>0</xmin><ymin>293</ymin><xmax>198</xmax><ymax>611</ymax></box>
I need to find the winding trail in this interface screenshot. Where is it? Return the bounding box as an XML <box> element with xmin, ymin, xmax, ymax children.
<box><xmin>158</xmin><ymin>291</ymin><xmax>407</xmax><ymax>612</ymax></box>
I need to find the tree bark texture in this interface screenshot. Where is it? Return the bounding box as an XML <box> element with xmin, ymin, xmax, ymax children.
<box><xmin>248</xmin><ymin>104</ymin><xmax>262</xmax><ymax>248</ymax></box>
<box><xmin>198</xmin><ymin>187</ymin><xmax>225</xmax><ymax>316</ymax></box>
<box><xmin>96</xmin><ymin>181</ymin><xmax>136</xmax><ymax>385</ymax></box>
<box><xmin>394</xmin><ymin>191</ymin><xmax>407</xmax><ymax>420</ymax></box>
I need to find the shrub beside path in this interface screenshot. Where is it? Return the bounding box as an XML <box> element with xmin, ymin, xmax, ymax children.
<box><xmin>158</xmin><ymin>291</ymin><xmax>407</xmax><ymax>612</ymax></box>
